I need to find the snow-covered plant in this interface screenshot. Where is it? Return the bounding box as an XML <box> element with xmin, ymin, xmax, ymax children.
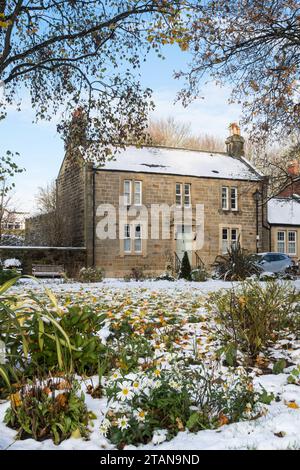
<box><xmin>79</xmin><ymin>267</ymin><xmax>104</xmax><ymax>283</ymax></box>
<box><xmin>191</xmin><ymin>268</ymin><xmax>208</xmax><ymax>282</ymax></box>
<box><xmin>102</xmin><ymin>362</ymin><xmax>265</xmax><ymax>448</ymax></box>
<box><xmin>3</xmin><ymin>258</ymin><xmax>21</xmax><ymax>269</ymax></box>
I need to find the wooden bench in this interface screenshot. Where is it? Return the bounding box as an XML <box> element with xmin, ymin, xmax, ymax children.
<box><xmin>32</xmin><ymin>264</ymin><xmax>65</xmax><ymax>278</ymax></box>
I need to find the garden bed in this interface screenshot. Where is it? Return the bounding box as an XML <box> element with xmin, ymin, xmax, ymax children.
<box><xmin>1</xmin><ymin>279</ymin><xmax>300</xmax><ymax>450</ymax></box>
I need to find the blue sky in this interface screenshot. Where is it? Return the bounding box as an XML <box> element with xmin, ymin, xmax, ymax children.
<box><xmin>1</xmin><ymin>45</ymin><xmax>241</xmax><ymax>213</ymax></box>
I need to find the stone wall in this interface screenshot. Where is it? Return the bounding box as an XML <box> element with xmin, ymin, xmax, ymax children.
<box><xmin>92</xmin><ymin>169</ymin><xmax>268</xmax><ymax>277</ymax></box>
<box><xmin>25</xmin><ymin>212</ymin><xmax>59</xmax><ymax>246</ymax></box>
<box><xmin>56</xmin><ymin>151</ymin><xmax>88</xmax><ymax>247</ymax></box>
<box><xmin>0</xmin><ymin>247</ymin><xmax>86</xmax><ymax>277</ymax></box>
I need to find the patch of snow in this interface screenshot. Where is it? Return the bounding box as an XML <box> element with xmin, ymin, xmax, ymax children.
<box><xmin>99</xmin><ymin>146</ymin><xmax>261</xmax><ymax>181</ymax></box>
<box><xmin>268</xmin><ymin>198</ymin><xmax>300</xmax><ymax>226</ymax></box>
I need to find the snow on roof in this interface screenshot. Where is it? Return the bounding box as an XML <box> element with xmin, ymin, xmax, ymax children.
<box><xmin>97</xmin><ymin>146</ymin><xmax>261</xmax><ymax>181</ymax></box>
<box><xmin>268</xmin><ymin>198</ymin><xmax>300</xmax><ymax>226</ymax></box>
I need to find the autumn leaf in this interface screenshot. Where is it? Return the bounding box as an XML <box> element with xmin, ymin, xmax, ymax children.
<box><xmin>285</xmin><ymin>401</ymin><xmax>299</xmax><ymax>409</ymax></box>
<box><xmin>10</xmin><ymin>392</ymin><xmax>22</xmax><ymax>408</ymax></box>
<box><xmin>176</xmin><ymin>417</ymin><xmax>185</xmax><ymax>430</ymax></box>
<box><xmin>218</xmin><ymin>413</ymin><xmax>229</xmax><ymax>426</ymax></box>
<box><xmin>71</xmin><ymin>428</ymin><xmax>81</xmax><ymax>439</ymax></box>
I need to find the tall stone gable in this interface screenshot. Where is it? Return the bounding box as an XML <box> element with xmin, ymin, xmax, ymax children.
<box><xmin>56</xmin><ymin>149</ymin><xmax>92</xmax><ymax>249</ymax></box>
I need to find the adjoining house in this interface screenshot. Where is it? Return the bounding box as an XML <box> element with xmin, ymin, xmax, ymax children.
<box><xmin>266</xmin><ymin>160</ymin><xmax>300</xmax><ymax>261</ymax></box>
<box><xmin>0</xmin><ymin>210</ymin><xmax>29</xmax><ymax>246</ymax></box>
<box><xmin>267</xmin><ymin>198</ymin><xmax>300</xmax><ymax>261</ymax></box>
<box><xmin>1</xmin><ymin>210</ymin><xmax>29</xmax><ymax>232</ymax></box>
<box><xmin>55</xmin><ymin>119</ymin><xmax>269</xmax><ymax>277</ymax></box>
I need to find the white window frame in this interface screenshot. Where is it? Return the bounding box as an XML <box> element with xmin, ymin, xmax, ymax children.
<box><xmin>221</xmin><ymin>186</ymin><xmax>229</xmax><ymax>210</ymax></box>
<box><xmin>231</xmin><ymin>228</ymin><xmax>239</xmax><ymax>248</ymax></box>
<box><xmin>124</xmin><ymin>224</ymin><xmax>131</xmax><ymax>253</ymax></box>
<box><xmin>184</xmin><ymin>183</ymin><xmax>191</xmax><ymax>207</ymax></box>
<box><xmin>124</xmin><ymin>180</ymin><xmax>132</xmax><ymax>206</ymax></box>
<box><xmin>231</xmin><ymin>187</ymin><xmax>238</xmax><ymax>211</ymax></box>
<box><xmin>221</xmin><ymin>227</ymin><xmax>239</xmax><ymax>254</ymax></box>
<box><xmin>176</xmin><ymin>183</ymin><xmax>182</xmax><ymax>207</ymax></box>
<box><xmin>287</xmin><ymin>231</ymin><xmax>297</xmax><ymax>256</ymax></box>
<box><xmin>134</xmin><ymin>224</ymin><xmax>142</xmax><ymax>253</ymax></box>
<box><xmin>277</xmin><ymin>231</ymin><xmax>285</xmax><ymax>253</ymax></box>
<box><xmin>222</xmin><ymin>228</ymin><xmax>229</xmax><ymax>254</ymax></box>
<box><xmin>134</xmin><ymin>181</ymin><xmax>142</xmax><ymax>205</ymax></box>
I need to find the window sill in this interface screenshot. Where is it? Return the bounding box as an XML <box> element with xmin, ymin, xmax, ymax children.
<box><xmin>220</xmin><ymin>209</ymin><xmax>241</xmax><ymax>214</ymax></box>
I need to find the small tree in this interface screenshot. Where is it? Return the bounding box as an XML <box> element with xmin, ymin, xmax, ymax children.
<box><xmin>179</xmin><ymin>251</ymin><xmax>192</xmax><ymax>280</ymax></box>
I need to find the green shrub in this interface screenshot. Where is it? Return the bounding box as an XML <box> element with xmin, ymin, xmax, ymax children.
<box><xmin>4</xmin><ymin>378</ymin><xmax>90</xmax><ymax>444</ymax></box>
<box><xmin>0</xmin><ymin>280</ymin><xmax>73</xmax><ymax>387</ymax></box>
<box><xmin>0</xmin><ymin>279</ymin><xmax>107</xmax><ymax>389</ymax></box>
<box><xmin>103</xmin><ymin>364</ymin><xmax>265</xmax><ymax>448</ymax></box>
<box><xmin>191</xmin><ymin>268</ymin><xmax>208</xmax><ymax>282</ymax></box>
<box><xmin>179</xmin><ymin>252</ymin><xmax>192</xmax><ymax>280</ymax></box>
<box><xmin>0</xmin><ymin>268</ymin><xmax>19</xmax><ymax>285</ymax></box>
<box><xmin>208</xmin><ymin>280</ymin><xmax>300</xmax><ymax>361</ymax></box>
<box><xmin>213</xmin><ymin>241</ymin><xmax>261</xmax><ymax>281</ymax></box>
<box><xmin>106</xmin><ymin>333</ymin><xmax>154</xmax><ymax>374</ymax></box>
<box><xmin>26</xmin><ymin>304</ymin><xmax>107</xmax><ymax>376</ymax></box>
<box><xmin>79</xmin><ymin>267</ymin><xmax>104</xmax><ymax>282</ymax></box>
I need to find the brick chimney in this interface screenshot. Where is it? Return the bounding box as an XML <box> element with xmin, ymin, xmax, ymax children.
<box><xmin>287</xmin><ymin>160</ymin><xmax>300</xmax><ymax>177</ymax></box>
<box><xmin>225</xmin><ymin>123</ymin><xmax>245</xmax><ymax>158</ymax></box>
<box><xmin>65</xmin><ymin>106</ymin><xmax>88</xmax><ymax>151</ymax></box>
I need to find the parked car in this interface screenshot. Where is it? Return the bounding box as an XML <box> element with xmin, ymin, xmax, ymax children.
<box><xmin>253</xmin><ymin>252</ymin><xmax>294</xmax><ymax>273</ymax></box>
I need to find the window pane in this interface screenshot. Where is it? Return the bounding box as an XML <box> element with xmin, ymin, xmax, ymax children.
<box><xmin>231</xmin><ymin>188</ymin><xmax>238</xmax><ymax>210</ymax></box>
<box><xmin>124</xmin><ymin>181</ymin><xmax>131</xmax><ymax>205</ymax></box>
<box><xmin>135</xmin><ymin>224</ymin><xmax>141</xmax><ymax>238</ymax></box>
<box><xmin>277</xmin><ymin>231</ymin><xmax>285</xmax><ymax>253</ymax></box>
<box><xmin>134</xmin><ymin>239</ymin><xmax>142</xmax><ymax>252</ymax></box>
<box><xmin>222</xmin><ymin>187</ymin><xmax>228</xmax><ymax>209</ymax></box>
<box><xmin>231</xmin><ymin>228</ymin><xmax>239</xmax><ymax>248</ymax></box>
<box><xmin>288</xmin><ymin>231</ymin><xmax>296</xmax><ymax>255</ymax></box>
<box><xmin>124</xmin><ymin>239</ymin><xmax>131</xmax><ymax>252</ymax></box>
<box><xmin>124</xmin><ymin>224</ymin><xmax>130</xmax><ymax>239</ymax></box>
<box><xmin>222</xmin><ymin>228</ymin><xmax>229</xmax><ymax>254</ymax></box>
<box><xmin>176</xmin><ymin>183</ymin><xmax>182</xmax><ymax>206</ymax></box>
<box><xmin>184</xmin><ymin>184</ymin><xmax>191</xmax><ymax>206</ymax></box>
<box><xmin>134</xmin><ymin>181</ymin><xmax>142</xmax><ymax>205</ymax></box>
<box><xmin>134</xmin><ymin>224</ymin><xmax>142</xmax><ymax>252</ymax></box>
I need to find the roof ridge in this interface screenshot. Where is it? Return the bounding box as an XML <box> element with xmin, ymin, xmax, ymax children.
<box><xmin>124</xmin><ymin>143</ymin><xmax>228</xmax><ymax>155</ymax></box>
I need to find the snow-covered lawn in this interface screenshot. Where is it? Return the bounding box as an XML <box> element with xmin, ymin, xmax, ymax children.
<box><xmin>1</xmin><ymin>278</ymin><xmax>300</xmax><ymax>451</ymax></box>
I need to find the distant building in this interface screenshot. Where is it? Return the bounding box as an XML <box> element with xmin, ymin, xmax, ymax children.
<box><xmin>1</xmin><ymin>210</ymin><xmax>29</xmax><ymax>232</ymax></box>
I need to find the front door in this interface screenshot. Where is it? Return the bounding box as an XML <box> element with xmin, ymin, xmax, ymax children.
<box><xmin>175</xmin><ymin>224</ymin><xmax>193</xmax><ymax>264</ymax></box>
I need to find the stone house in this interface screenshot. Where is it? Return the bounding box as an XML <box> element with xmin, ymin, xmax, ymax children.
<box><xmin>267</xmin><ymin>161</ymin><xmax>300</xmax><ymax>261</ymax></box>
<box><xmin>267</xmin><ymin>197</ymin><xmax>300</xmax><ymax>261</ymax></box>
<box><xmin>56</xmin><ymin>123</ymin><xmax>269</xmax><ymax>277</ymax></box>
